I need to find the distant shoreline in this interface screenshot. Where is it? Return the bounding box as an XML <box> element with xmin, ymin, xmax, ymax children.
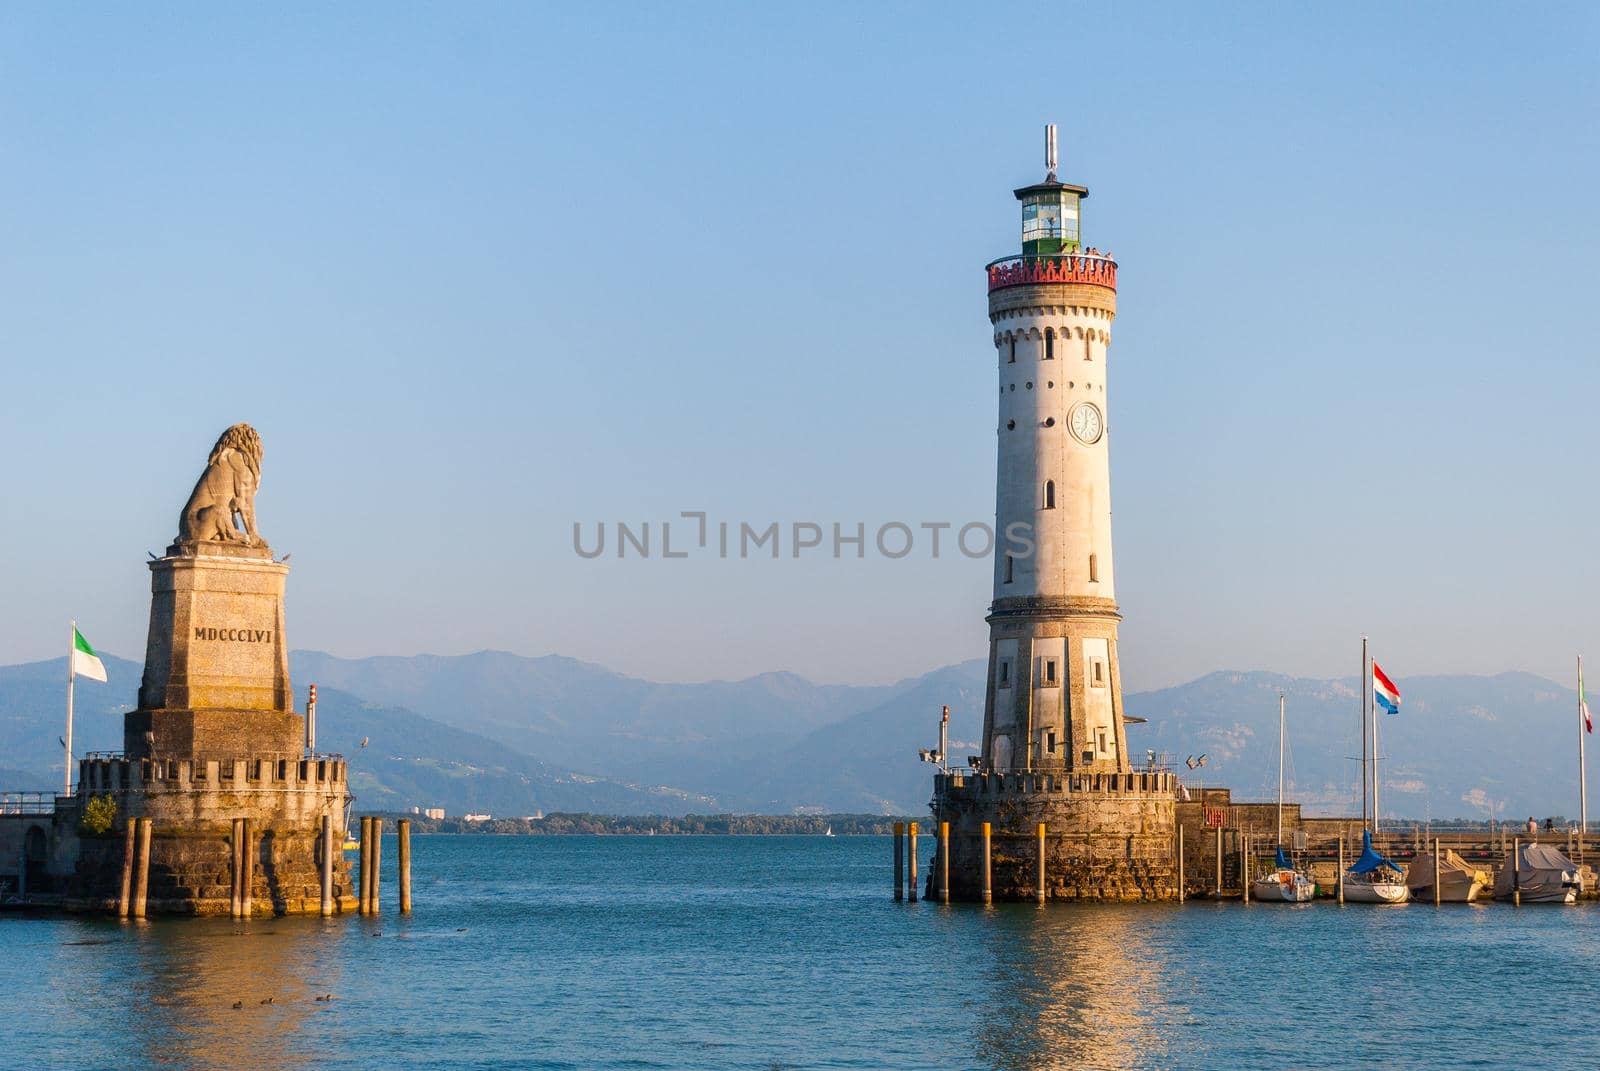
<box><xmin>363</xmin><ymin>812</ymin><xmax>919</xmax><ymax>836</ymax></box>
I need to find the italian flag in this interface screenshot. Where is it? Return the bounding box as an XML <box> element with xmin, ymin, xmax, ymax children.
<box><xmin>72</xmin><ymin>626</ymin><xmax>107</xmax><ymax>682</ymax></box>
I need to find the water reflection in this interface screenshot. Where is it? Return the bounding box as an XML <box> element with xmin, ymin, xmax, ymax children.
<box><xmin>972</xmin><ymin>904</ymin><xmax>1189</xmax><ymax>1071</ymax></box>
<box><xmin>118</xmin><ymin>917</ymin><xmax>349</xmax><ymax>1071</ymax></box>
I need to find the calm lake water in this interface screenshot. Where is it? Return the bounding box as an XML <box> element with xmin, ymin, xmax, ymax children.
<box><xmin>3</xmin><ymin>834</ymin><xmax>1598</xmax><ymax>1070</ymax></box>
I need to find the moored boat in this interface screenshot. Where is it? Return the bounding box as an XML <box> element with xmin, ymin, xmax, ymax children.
<box><xmin>1344</xmin><ymin>829</ymin><xmax>1409</xmax><ymax>904</ymax></box>
<box><xmin>1252</xmin><ymin>693</ymin><xmax>1316</xmax><ymax>903</ymax></box>
<box><xmin>1405</xmin><ymin>848</ymin><xmax>1488</xmax><ymax>903</ymax></box>
<box><xmin>1493</xmin><ymin>842</ymin><xmax>1580</xmax><ymax>904</ymax></box>
<box><xmin>1253</xmin><ymin>848</ymin><xmax>1316</xmax><ymax>903</ymax></box>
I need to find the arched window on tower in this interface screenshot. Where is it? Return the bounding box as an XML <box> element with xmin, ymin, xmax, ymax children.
<box><xmin>1084</xmin><ymin>335</ymin><xmax>1093</xmax><ymax>362</ymax></box>
<box><xmin>1004</xmin><ymin>554</ymin><xmax>1014</xmax><ymax>584</ymax></box>
<box><xmin>1044</xmin><ymin>328</ymin><xmax>1055</xmax><ymax>360</ymax></box>
<box><xmin>1044</xmin><ymin>480</ymin><xmax>1056</xmax><ymax>509</ymax></box>
<box><xmin>1089</xmin><ymin>553</ymin><xmax>1099</xmax><ymax>582</ymax></box>
<box><xmin>1008</xmin><ymin>336</ymin><xmax>1016</xmax><ymax>363</ymax></box>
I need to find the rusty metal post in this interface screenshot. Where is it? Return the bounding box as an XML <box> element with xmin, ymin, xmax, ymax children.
<box><xmin>1337</xmin><ymin>834</ymin><xmax>1345</xmax><ymax>903</ymax></box>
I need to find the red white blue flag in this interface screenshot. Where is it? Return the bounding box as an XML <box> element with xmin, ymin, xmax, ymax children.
<box><xmin>1373</xmin><ymin>662</ymin><xmax>1400</xmax><ymax>715</ymax></box>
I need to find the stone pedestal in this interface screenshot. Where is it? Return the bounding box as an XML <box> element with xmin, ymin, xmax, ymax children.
<box><xmin>930</xmin><ymin>770</ymin><xmax>1177</xmax><ymax>901</ymax></box>
<box><xmin>137</xmin><ymin>545</ymin><xmax>292</xmax><ymax>716</ymax></box>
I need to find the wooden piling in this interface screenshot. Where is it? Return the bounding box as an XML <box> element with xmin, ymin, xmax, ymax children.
<box><xmin>1176</xmin><ymin>824</ymin><xmax>1184</xmax><ymax>903</ymax></box>
<box><xmin>939</xmin><ymin>821</ymin><xmax>950</xmax><ymax>904</ymax></box>
<box><xmin>1241</xmin><ymin>835</ymin><xmax>1250</xmax><ymax>904</ymax></box>
<box><xmin>1512</xmin><ymin>836</ymin><xmax>1521</xmax><ymax>906</ymax></box>
<box><xmin>230</xmin><ymin>817</ymin><xmax>243</xmax><ymax>919</ymax></box>
<box><xmin>358</xmin><ymin>815</ymin><xmax>372</xmax><ymax>915</ymax></box>
<box><xmin>1214</xmin><ymin>826</ymin><xmax>1222</xmax><ymax>898</ymax></box>
<box><xmin>1337</xmin><ymin>834</ymin><xmax>1345</xmax><ymax>903</ymax></box>
<box><xmin>240</xmin><ymin>817</ymin><xmax>254</xmax><ymax>919</ymax></box>
<box><xmin>981</xmin><ymin>822</ymin><xmax>992</xmax><ymax>905</ymax></box>
<box><xmin>1440</xmin><ymin>832</ymin><xmax>1452</xmax><ymax>902</ymax></box>
<box><xmin>892</xmin><ymin>822</ymin><xmax>904</xmax><ymax>901</ymax></box>
<box><xmin>132</xmin><ymin>818</ymin><xmax>152</xmax><ymax>919</ymax></box>
<box><xmin>907</xmin><ymin>822</ymin><xmax>918</xmax><ymax>902</ymax></box>
<box><xmin>117</xmin><ymin>820</ymin><xmax>136</xmax><ymax>919</ymax></box>
<box><xmin>371</xmin><ymin>817</ymin><xmax>383</xmax><ymax>914</ymax></box>
<box><xmin>398</xmin><ymin>818</ymin><xmax>412</xmax><ymax>914</ymax></box>
<box><xmin>1036</xmin><ymin>823</ymin><xmax>1047</xmax><ymax>904</ymax></box>
<box><xmin>320</xmin><ymin>814</ymin><xmax>334</xmax><ymax>917</ymax></box>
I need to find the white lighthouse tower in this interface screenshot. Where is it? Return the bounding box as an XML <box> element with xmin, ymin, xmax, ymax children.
<box><xmin>982</xmin><ymin>124</ymin><xmax>1128</xmax><ymax>776</ymax></box>
<box><xmin>929</xmin><ymin>128</ymin><xmax>1175</xmax><ymax>902</ymax></box>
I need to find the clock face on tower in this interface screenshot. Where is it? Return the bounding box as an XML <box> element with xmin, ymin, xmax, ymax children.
<box><xmin>1069</xmin><ymin>402</ymin><xmax>1104</xmax><ymax>445</ymax></box>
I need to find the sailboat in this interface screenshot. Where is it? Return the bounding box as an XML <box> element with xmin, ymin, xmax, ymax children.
<box><xmin>1345</xmin><ymin>829</ymin><xmax>1409</xmax><ymax>903</ymax></box>
<box><xmin>1251</xmin><ymin>692</ymin><xmax>1316</xmax><ymax>903</ymax></box>
<box><xmin>1344</xmin><ymin>638</ymin><xmax>1408</xmax><ymax>903</ymax></box>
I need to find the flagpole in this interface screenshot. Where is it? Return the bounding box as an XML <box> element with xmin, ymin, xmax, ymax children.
<box><xmin>1580</xmin><ymin>655</ymin><xmax>1588</xmax><ymax>860</ymax></box>
<box><xmin>1361</xmin><ymin>635</ymin><xmax>1370</xmax><ymax>831</ymax></box>
<box><xmin>65</xmin><ymin>620</ymin><xmax>75</xmax><ymax>798</ymax></box>
<box><xmin>1372</xmin><ymin>649</ymin><xmax>1381</xmax><ymax>835</ymax></box>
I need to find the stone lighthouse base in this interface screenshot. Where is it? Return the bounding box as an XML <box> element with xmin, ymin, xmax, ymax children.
<box><xmin>929</xmin><ymin>770</ymin><xmax>1178</xmax><ymax>901</ymax></box>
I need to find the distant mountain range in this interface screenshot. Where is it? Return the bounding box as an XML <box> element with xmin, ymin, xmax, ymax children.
<box><xmin>0</xmin><ymin>651</ymin><xmax>1588</xmax><ymax>821</ymax></box>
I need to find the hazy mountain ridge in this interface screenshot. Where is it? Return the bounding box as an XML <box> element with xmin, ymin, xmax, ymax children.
<box><xmin>1</xmin><ymin>652</ymin><xmax>1589</xmax><ymax>819</ymax></box>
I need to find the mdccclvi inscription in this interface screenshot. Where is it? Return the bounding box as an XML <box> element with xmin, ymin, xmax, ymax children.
<box><xmin>193</xmin><ymin>626</ymin><xmax>275</xmax><ymax>643</ymax></box>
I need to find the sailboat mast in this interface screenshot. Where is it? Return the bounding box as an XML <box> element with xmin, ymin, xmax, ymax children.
<box><xmin>1278</xmin><ymin>691</ymin><xmax>1285</xmax><ymax>846</ymax></box>
<box><xmin>1361</xmin><ymin>635</ymin><xmax>1370</xmax><ymax>830</ymax></box>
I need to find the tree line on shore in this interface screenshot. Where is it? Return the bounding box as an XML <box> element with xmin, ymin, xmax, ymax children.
<box><xmin>364</xmin><ymin>812</ymin><xmax>920</xmax><ymax>835</ymax></box>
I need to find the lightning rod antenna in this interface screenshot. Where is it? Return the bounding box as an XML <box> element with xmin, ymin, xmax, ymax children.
<box><xmin>1045</xmin><ymin>123</ymin><xmax>1058</xmax><ymax>181</ymax></box>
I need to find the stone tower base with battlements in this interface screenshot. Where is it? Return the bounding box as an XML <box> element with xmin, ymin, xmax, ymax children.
<box><xmin>930</xmin><ymin>770</ymin><xmax>1178</xmax><ymax>901</ymax></box>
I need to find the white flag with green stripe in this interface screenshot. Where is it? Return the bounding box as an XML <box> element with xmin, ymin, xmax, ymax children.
<box><xmin>72</xmin><ymin>626</ymin><xmax>106</xmax><ymax>682</ymax></box>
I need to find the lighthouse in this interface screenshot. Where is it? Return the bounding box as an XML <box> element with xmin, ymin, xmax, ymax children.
<box><xmin>983</xmin><ymin>124</ymin><xmax>1127</xmax><ymax>777</ymax></box>
<box><xmin>929</xmin><ymin>128</ymin><xmax>1176</xmax><ymax>902</ymax></box>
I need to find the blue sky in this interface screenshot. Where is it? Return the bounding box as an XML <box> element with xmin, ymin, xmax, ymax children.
<box><xmin>2</xmin><ymin>4</ymin><xmax>1597</xmax><ymax>689</ymax></box>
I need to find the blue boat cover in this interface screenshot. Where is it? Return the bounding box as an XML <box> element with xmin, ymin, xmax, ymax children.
<box><xmin>1275</xmin><ymin>847</ymin><xmax>1293</xmax><ymax>869</ymax></box>
<box><xmin>1347</xmin><ymin>829</ymin><xmax>1401</xmax><ymax>874</ymax></box>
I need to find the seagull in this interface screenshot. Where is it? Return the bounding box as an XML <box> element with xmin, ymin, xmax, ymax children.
<box><xmin>232</xmin><ymin>1001</ymin><xmax>243</xmax><ymax>1010</ymax></box>
<box><xmin>1196</xmin><ymin>754</ymin><xmax>1208</xmax><ymax>768</ymax></box>
<box><xmin>281</xmin><ymin>553</ymin><xmax>291</xmax><ymax>562</ymax></box>
<box><xmin>315</xmin><ymin>994</ymin><xmax>334</xmax><ymax>1002</ymax></box>
<box><xmin>1184</xmin><ymin>755</ymin><xmax>1196</xmax><ymax>770</ymax></box>
<box><xmin>360</xmin><ymin>737</ymin><xmax>369</xmax><ymax>749</ymax></box>
<box><xmin>259</xmin><ymin>997</ymin><xmax>273</xmax><ymax>1005</ymax></box>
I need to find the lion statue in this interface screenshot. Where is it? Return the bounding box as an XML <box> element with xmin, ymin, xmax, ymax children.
<box><xmin>177</xmin><ymin>423</ymin><xmax>267</xmax><ymax>548</ymax></box>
